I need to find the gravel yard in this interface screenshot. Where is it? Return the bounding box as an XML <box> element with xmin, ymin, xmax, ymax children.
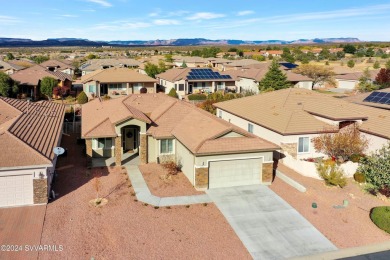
<box><xmin>39</xmin><ymin>134</ymin><xmax>250</xmax><ymax>259</ymax></box>
<box><xmin>271</xmin><ymin>163</ymin><xmax>390</xmax><ymax>249</ymax></box>
<box><xmin>139</xmin><ymin>163</ymin><xmax>205</xmax><ymax>197</ymax></box>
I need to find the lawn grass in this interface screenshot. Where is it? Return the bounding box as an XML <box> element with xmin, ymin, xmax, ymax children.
<box><xmin>370</xmin><ymin>206</ymin><xmax>390</xmax><ymax>234</ymax></box>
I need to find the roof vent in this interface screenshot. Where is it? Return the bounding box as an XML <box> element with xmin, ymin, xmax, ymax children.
<box><xmin>297</xmin><ymin>102</ymin><xmax>302</xmax><ymax>105</ymax></box>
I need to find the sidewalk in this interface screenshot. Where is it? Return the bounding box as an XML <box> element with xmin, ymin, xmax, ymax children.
<box><xmin>125</xmin><ymin>165</ymin><xmax>212</xmax><ymax>207</ymax></box>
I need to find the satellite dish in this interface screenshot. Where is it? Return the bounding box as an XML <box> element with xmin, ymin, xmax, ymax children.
<box><xmin>53</xmin><ymin>147</ymin><xmax>65</xmax><ymax>156</ymax></box>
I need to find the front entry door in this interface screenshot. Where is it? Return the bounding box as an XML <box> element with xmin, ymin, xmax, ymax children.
<box><xmin>124</xmin><ymin>128</ymin><xmax>135</xmax><ymax>151</ymax></box>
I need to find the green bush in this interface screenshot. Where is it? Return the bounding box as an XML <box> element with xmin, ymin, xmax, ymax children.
<box><xmin>353</xmin><ymin>172</ymin><xmax>366</xmax><ymax>183</ymax></box>
<box><xmin>188</xmin><ymin>94</ymin><xmax>206</xmax><ymax>100</ymax></box>
<box><xmin>77</xmin><ymin>91</ymin><xmax>88</xmax><ymax>104</ymax></box>
<box><xmin>357</xmin><ymin>142</ymin><xmax>390</xmax><ymax>189</ymax></box>
<box><xmin>349</xmin><ymin>153</ymin><xmax>364</xmax><ymax>163</ymax></box>
<box><xmin>168</xmin><ymin>88</ymin><xmax>178</xmax><ymax>98</ymax></box>
<box><xmin>370</xmin><ymin>206</ymin><xmax>390</xmax><ymax>234</ymax></box>
<box><xmin>316</xmin><ymin>160</ymin><xmax>347</xmax><ymax>188</ymax></box>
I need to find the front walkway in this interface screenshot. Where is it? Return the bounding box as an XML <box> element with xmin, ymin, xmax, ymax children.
<box><xmin>206</xmin><ymin>185</ymin><xmax>337</xmax><ymax>260</ymax></box>
<box><xmin>124</xmin><ymin>158</ymin><xmax>212</xmax><ymax>207</ymax></box>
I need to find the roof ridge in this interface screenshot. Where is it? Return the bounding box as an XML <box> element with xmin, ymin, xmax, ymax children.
<box><xmin>84</xmin><ymin>117</ymin><xmax>114</xmax><ymax>137</ymax></box>
<box><xmin>152</xmin><ymin>99</ymin><xmax>179</xmax><ymax>122</ymax></box>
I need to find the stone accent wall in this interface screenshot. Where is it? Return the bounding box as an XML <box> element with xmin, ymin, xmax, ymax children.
<box><xmin>262</xmin><ymin>163</ymin><xmax>274</xmax><ymax>183</ymax></box>
<box><xmin>195</xmin><ymin>167</ymin><xmax>209</xmax><ymax>189</ymax></box>
<box><xmin>33</xmin><ymin>179</ymin><xmax>48</xmax><ymax>204</ymax></box>
<box><xmin>140</xmin><ymin>134</ymin><xmax>148</xmax><ymax>164</ymax></box>
<box><xmin>115</xmin><ymin>136</ymin><xmax>122</xmax><ymax>166</ymax></box>
<box><xmin>86</xmin><ymin>139</ymin><xmax>93</xmax><ymax>168</ymax></box>
<box><xmin>280</xmin><ymin>143</ymin><xmax>298</xmax><ymax>159</ymax></box>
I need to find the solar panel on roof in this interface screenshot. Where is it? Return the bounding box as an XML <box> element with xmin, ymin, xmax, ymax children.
<box><xmin>363</xmin><ymin>91</ymin><xmax>390</xmax><ymax>105</ymax></box>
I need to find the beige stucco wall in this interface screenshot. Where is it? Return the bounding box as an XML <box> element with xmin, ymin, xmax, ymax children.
<box><xmin>361</xmin><ymin>132</ymin><xmax>389</xmax><ymax>153</ymax></box>
<box><xmin>83</xmin><ymin>81</ymin><xmax>98</xmax><ymax>98</ymax></box>
<box><xmin>293</xmin><ymin>81</ymin><xmax>313</xmax><ymax>89</ymax></box>
<box><xmin>336</xmin><ymin>79</ymin><xmax>357</xmax><ymax>90</ymax></box>
<box><xmin>237</xmin><ymin>78</ymin><xmax>259</xmax><ymax>93</ymax></box>
<box><xmin>147</xmin><ymin>136</ymin><xmax>158</xmax><ymax>163</ymax></box>
<box><xmin>175</xmin><ymin>140</ymin><xmax>195</xmax><ymax>185</ymax></box>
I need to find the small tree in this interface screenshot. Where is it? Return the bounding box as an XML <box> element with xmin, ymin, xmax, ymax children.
<box><xmin>40</xmin><ymin>76</ymin><xmax>58</xmax><ymax>100</ymax></box>
<box><xmin>144</xmin><ymin>62</ymin><xmax>160</xmax><ymax>78</ymax></box>
<box><xmin>347</xmin><ymin>60</ymin><xmax>355</xmax><ymax>68</ymax></box>
<box><xmin>6</xmin><ymin>53</ymin><xmax>15</xmax><ymax>60</ymax></box>
<box><xmin>77</xmin><ymin>91</ymin><xmax>88</xmax><ymax>104</ymax></box>
<box><xmin>312</xmin><ymin>124</ymin><xmax>369</xmax><ymax>160</ymax></box>
<box><xmin>0</xmin><ymin>72</ymin><xmax>18</xmax><ymax>97</ymax></box>
<box><xmin>259</xmin><ymin>60</ymin><xmax>290</xmax><ymax>92</ymax></box>
<box><xmin>386</xmin><ymin>60</ymin><xmax>390</xmax><ymax>69</ymax></box>
<box><xmin>293</xmin><ymin>64</ymin><xmax>335</xmax><ymax>89</ymax></box>
<box><xmin>181</xmin><ymin>61</ymin><xmax>187</xmax><ymax>68</ymax></box>
<box><xmin>343</xmin><ymin>44</ymin><xmax>357</xmax><ymax>54</ymax></box>
<box><xmin>168</xmin><ymin>88</ymin><xmax>178</xmax><ymax>98</ymax></box>
<box><xmin>375</xmin><ymin>68</ymin><xmax>390</xmax><ymax>88</ymax></box>
<box><xmin>373</xmin><ymin>60</ymin><xmax>381</xmax><ymax>69</ymax></box>
<box><xmin>357</xmin><ymin>68</ymin><xmax>379</xmax><ymax>92</ymax></box>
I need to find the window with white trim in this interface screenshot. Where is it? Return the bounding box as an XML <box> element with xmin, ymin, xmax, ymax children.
<box><xmin>88</xmin><ymin>85</ymin><xmax>96</xmax><ymax>93</ymax></box>
<box><xmin>108</xmin><ymin>83</ymin><xmax>125</xmax><ymax>90</ymax></box>
<box><xmin>178</xmin><ymin>84</ymin><xmax>184</xmax><ymax>91</ymax></box>
<box><xmin>248</xmin><ymin>123</ymin><xmax>253</xmax><ymax>133</ymax></box>
<box><xmin>160</xmin><ymin>139</ymin><xmax>173</xmax><ymax>154</ymax></box>
<box><xmin>93</xmin><ymin>138</ymin><xmax>113</xmax><ymax>149</ymax></box>
<box><xmin>217</xmin><ymin>82</ymin><xmax>225</xmax><ymax>90</ymax></box>
<box><xmin>298</xmin><ymin>137</ymin><xmax>309</xmax><ymax>153</ymax></box>
<box><xmin>133</xmin><ymin>83</ymin><xmax>143</xmax><ymax>92</ymax></box>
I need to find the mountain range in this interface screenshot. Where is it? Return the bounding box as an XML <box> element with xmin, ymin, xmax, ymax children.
<box><xmin>0</xmin><ymin>37</ymin><xmax>361</xmax><ymax>47</ymax></box>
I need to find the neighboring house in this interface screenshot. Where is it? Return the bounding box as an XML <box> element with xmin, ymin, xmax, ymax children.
<box><xmin>156</xmin><ymin>67</ymin><xmax>235</xmax><ymax>97</ymax></box>
<box><xmin>10</xmin><ymin>65</ymin><xmax>72</xmax><ymax>100</ymax></box>
<box><xmin>81</xmin><ymin>93</ymin><xmax>279</xmax><ymax>189</ymax></box>
<box><xmin>335</xmin><ymin>70</ymin><xmax>379</xmax><ymax>90</ymax></box>
<box><xmin>0</xmin><ymin>97</ymin><xmax>65</xmax><ymax>207</ymax></box>
<box><xmin>214</xmin><ymin>88</ymin><xmax>390</xmax><ymax>176</ymax></box>
<box><xmin>220</xmin><ymin>59</ymin><xmax>262</xmax><ymax>71</ymax></box>
<box><xmin>81</xmin><ymin>67</ymin><xmax>157</xmax><ymax>98</ymax></box>
<box><xmin>0</xmin><ymin>60</ymin><xmax>25</xmax><ymax>75</ymax></box>
<box><xmin>223</xmin><ymin>68</ymin><xmax>312</xmax><ymax>94</ymax></box>
<box><xmin>343</xmin><ymin>88</ymin><xmax>390</xmax><ymax>110</ymax></box>
<box><xmin>260</xmin><ymin>50</ymin><xmax>283</xmax><ymax>57</ymax></box>
<box><xmin>172</xmin><ymin>56</ymin><xmax>207</xmax><ymax>68</ymax></box>
<box><xmin>80</xmin><ymin>58</ymin><xmax>141</xmax><ymax>76</ymax></box>
<box><xmin>40</xmin><ymin>59</ymin><xmax>75</xmax><ymax>75</ymax></box>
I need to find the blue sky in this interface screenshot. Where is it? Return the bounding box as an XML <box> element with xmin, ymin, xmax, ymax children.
<box><xmin>1</xmin><ymin>0</ymin><xmax>390</xmax><ymax>41</ymax></box>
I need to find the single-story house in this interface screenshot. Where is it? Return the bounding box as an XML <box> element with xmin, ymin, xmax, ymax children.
<box><xmin>0</xmin><ymin>60</ymin><xmax>25</xmax><ymax>75</ymax></box>
<box><xmin>10</xmin><ymin>65</ymin><xmax>73</xmax><ymax>100</ymax></box>
<box><xmin>335</xmin><ymin>70</ymin><xmax>379</xmax><ymax>90</ymax></box>
<box><xmin>80</xmin><ymin>58</ymin><xmax>141</xmax><ymax>76</ymax></box>
<box><xmin>220</xmin><ymin>59</ymin><xmax>262</xmax><ymax>71</ymax></box>
<box><xmin>0</xmin><ymin>97</ymin><xmax>65</xmax><ymax>207</ymax></box>
<box><xmin>214</xmin><ymin>88</ymin><xmax>390</xmax><ymax>176</ymax></box>
<box><xmin>156</xmin><ymin>67</ymin><xmax>235</xmax><ymax>97</ymax></box>
<box><xmin>40</xmin><ymin>59</ymin><xmax>75</xmax><ymax>75</ymax></box>
<box><xmin>343</xmin><ymin>88</ymin><xmax>390</xmax><ymax>110</ymax></box>
<box><xmin>81</xmin><ymin>67</ymin><xmax>157</xmax><ymax>98</ymax></box>
<box><xmin>81</xmin><ymin>93</ymin><xmax>279</xmax><ymax>189</ymax></box>
<box><xmin>172</xmin><ymin>56</ymin><xmax>207</xmax><ymax>68</ymax></box>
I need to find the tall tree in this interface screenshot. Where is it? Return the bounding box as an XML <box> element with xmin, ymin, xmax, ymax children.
<box><xmin>40</xmin><ymin>76</ymin><xmax>58</xmax><ymax>100</ymax></box>
<box><xmin>0</xmin><ymin>72</ymin><xmax>18</xmax><ymax>97</ymax></box>
<box><xmin>293</xmin><ymin>64</ymin><xmax>336</xmax><ymax>89</ymax></box>
<box><xmin>259</xmin><ymin>60</ymin><xmax>290</xmax><ymax>92</ymax></box>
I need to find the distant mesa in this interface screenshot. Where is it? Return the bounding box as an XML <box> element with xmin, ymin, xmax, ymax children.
<box><xmin>0</xmin><ymin>37</ymin><xmax>361</xmax><ymax>47</ymax></box>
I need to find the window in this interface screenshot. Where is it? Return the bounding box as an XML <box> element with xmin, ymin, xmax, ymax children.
<box><xmin>218</xmin><ymin>110</ymin><xmax>223</xmax><ymax>118</ymax></box>
<box><xmin>178</xmin><ymin>84</ymin><xmax>184</xmax><ymax>91</ymax></box>
<box><xmin>160</xmin><ymin>139</ymin><xmax>173</xmax><ymax>154</ymax></box>
<box><xmin>175</xmin><ymin>84</ymin><xmax>177</xmax><ymax>90</ymax></box>
<box><xmin>108</xmin><ymin>83</ymin><xmax>124</xmax><ymax>90</ymax></box>
<box><xmin>94</xmin><ymin>138</ymin><xmax>113</xmax><ymax>149</ymax></box>
<box><xmin>88</xmin><ymin>85</ymin><xmax>96</xmax><ymax>93</ymax></box>
<box><xmin>217</xmin><ymin>82</ymin><xmax>225</xmax><ymax>90</ymax></box>
<box><xmin>298</xmin><ymin>137</ymin><xmax>309</xmax><ymax>153</ymax></box>
<box><xmin>133</xmin><ymin>83</ymin><xmax>143</xmax><ymax>92</ymax></box>
<box><xmin>248</xmin><ymin>123</ymin><xmax>253</xmax><ymax>133</ymax></box>
<box><xmin>202</xmin><ymin>82</ymin><xmax>206</xmax><ymax>87</ymax></box>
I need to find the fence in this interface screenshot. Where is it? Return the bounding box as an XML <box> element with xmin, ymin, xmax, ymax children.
<box><xmin>63</xmin><ymin>121</ymin><xmax>81</xmax><ymax>134</ymax></box>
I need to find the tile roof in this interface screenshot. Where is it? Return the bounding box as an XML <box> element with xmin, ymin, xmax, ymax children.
<box><xmin>214</xmin><ymin>88</ymin><xmax>382</xmax><ymax>135</ymax></box>
<box><xmin>82</xmin><ymin>93</ymin><xmax>279</xmax><ymax>154</ymax></box>
<box><xmin>40</xmin><ymin>59</ymin><xmax>74</xmax><ymax>70</ymax></box>
<box><xmin>0</xmin><ymin>97</ymin><xmax>65</xmax><ymax>168</ymax></box>
<box><xmin>81</xmin><ymin>58</ymin><xmax>141</xmax><ymax>71</ymax></box>
<box><xmin>80</xmin><ymin>67</ymin><xmax>157</xmax><ymax>84</ymax></box>
<box><xmin>157</xmin><ymin>67</ymin><xmax>235</xmax><ymax>82</ymax></box>
<box><xmin>222</xmin><ymin>68</ymin><xmax>311</xmax><ymax>82</ymax></box>
<box><xmin>335</xmin><ymin>70</ymin><xmax>379</xmax><ymax>81</ymax></box>
<box><xmin>0</xmin><ymin>60</ymin><xmax>25</xmax><ymax>71</ymax></box>
<box><xmin>10</xmin><ymin>65</ymin><xmax>72</xmax><ymax>86</ymax></box>
<box><xmin>342</xmin><ymin>88</ymin><xmax>390</xmax><ymax>110</ymax></box>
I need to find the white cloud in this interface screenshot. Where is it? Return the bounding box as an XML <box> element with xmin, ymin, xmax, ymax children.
<box><xmin>0</xmin><ymin>15</ymin><xmax>21</xmax><ymax>24</ymax></box>
<box><xmin>149</xmin><ymin>12</ymin><xmax>159</xmax><ymax>17</ymax></box>
<box><xmin>186</xmin><ymin>12</ymin><xmax>225</xmax><ymax>20</ymax></box>
<box><xmin>237</xmin><ymin>10</ymin><xmax>254</xmax><ymax>16</ymax></box>
<box><xmin>91</xmin><ymin>21</ymin><xmax>151</xmax><ymax>31</ymax></box>
<box><xmin>153</xmin><ymin>19</ymin><xmax>180</xmax><ymax>25</ymax></box>
<box><xmin>60</xmin><ymin>14</ymin><xmax>79</xmax><ymax>18</ymax></box>
<box><xmin>86</xmin><ymin>0</ymin><xmax>112</xmax><ymax>7</ymax></box>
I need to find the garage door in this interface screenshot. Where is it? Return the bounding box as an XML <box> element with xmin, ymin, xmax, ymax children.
<box><xmin>209</xmin><ymin>158</ymin><xmax>262</xmax><ymax>188</ymax></box>
<box><xmin>0</xmin><ymin>174</ymin><xmax>33</xmax><ymax>207</ymax></box>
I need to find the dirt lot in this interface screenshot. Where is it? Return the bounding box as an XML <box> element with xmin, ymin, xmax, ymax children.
<box><xmin>39</xmin><ymin>134</ymin><xmax>251</xmax><ymax>259</ymax></box>
<box><xmin>271</xmin><ymin>163</ymin><xmax>390</xmax><ymax>249</ymax></box>
<box><xmin>139</xmin><ymin>163</ymin><xmax>205</xmax><ymax>197</ymax></box>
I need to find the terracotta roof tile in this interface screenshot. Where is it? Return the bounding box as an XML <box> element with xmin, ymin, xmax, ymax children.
<box><xmin>81</xmin><ymin>67</ymin><xmax>157</xmax><ymax>84</ymax></box>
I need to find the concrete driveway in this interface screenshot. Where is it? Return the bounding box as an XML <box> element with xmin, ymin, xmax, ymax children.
<box><xmin>206</xmin><ymin>185</ymin><xmax>337</xmax><ymax>260</ymax></box>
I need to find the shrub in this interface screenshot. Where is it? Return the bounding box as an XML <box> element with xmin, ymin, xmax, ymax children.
<box><xmin>161</xmin><ymin>161</ymin><xmax>181</xmax><ymax>175</ymax></box>
<box><xmin>316</xmin><ymin>160</ymin><xmax>347</xmax><ymax>188</ymax></box>
<box><xmin>168</xmin><ymin>88</ymin><xmax>178</xmax><ymax>98</ymax></box>
<box><xmin>378</xmin><ymin>186</ymin><xmax>390</xmax><ymax>197</ymax></box>
<box><xmin>77</xmin><ymin>91</ymin><xmax>88</xmax><ymax>104</ymax></box>
<box><xmin>102</xmin><ymin>94</ymin><xmax>111</xmax><ymax>101</ymax></box>
<box><xmin>349</xmin><ymin>153</ymin><xmax>364</xmax><ymax>163</ymax></box>
<box><xmin>140</xmin><ymin>87</ymin><xmax>147</xmax><ymax>93</ymax></box>
<box><xmin>357</xmin><ymin>142</ymin><xmax>390</xmax><ymax>189</ymax></box>
<box><xmin>353</xmin><ymin>172</ymin><xmax>366</xmax><ymax>183</ymax></box>
<box><xmin>188</xmin><ymin>93</ymin><xmax>207</xmax><ymax>100</ymax></box>
<box><xmin>370</xmin><ymin>206</ymin><xmax>390</xmax><ymax>234</ymax></box>
<box><xmin>197</xmin><ymin>99</ymin><xmax>217</xmax><ymax>115</ymax></box>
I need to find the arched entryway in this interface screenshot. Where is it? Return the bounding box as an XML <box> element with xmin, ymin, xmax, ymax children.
<box><xmin>121</xmin><ymin>125</ymin><xmax>140</xmax><ymax>154</ymax></box>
